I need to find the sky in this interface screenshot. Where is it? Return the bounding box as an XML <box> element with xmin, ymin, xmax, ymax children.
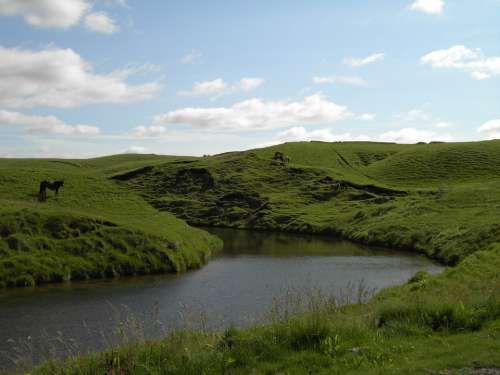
<box><xmin>0</xmin><ymin>0</ymin><xmax>500</xmax><ymax>158</ymax></box>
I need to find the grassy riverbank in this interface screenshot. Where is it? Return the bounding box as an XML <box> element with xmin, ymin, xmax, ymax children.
<box><xmin>31</xmin><ymin>245</ymin><xmax>500</xmax><ymax>374</ymax></box>
<box><xmin>3</xmin><ymin>140</ymin><xmax>500</xmax><ymax>373</ymax></box>
<box><xmin>0</xmin><ymin>155</ymin><xmax>222</xmax><ymax>287</ymax></box>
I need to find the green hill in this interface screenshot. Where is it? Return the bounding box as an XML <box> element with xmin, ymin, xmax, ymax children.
<box><xmin>113</xmin><ymin>140</ymin><xmax>500</xmax><ymax>264</ymax></box>
<box><xmin>364</xmin><ymin>140</ymin><xmax>500</xmax><ymax>187</ymax></box>
<box><xmin>0</xmin><ymin>154</ymin><xmax>221</xmax><ymax>287</ymax></box>
<box><xmin>3</xmin><ymin>140</ymin><xmax>500</xmax><ymax>286</ymax></box>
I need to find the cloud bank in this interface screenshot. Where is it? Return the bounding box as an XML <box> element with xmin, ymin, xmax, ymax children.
<box><xmin>410</xmin><ymin>0</ymin><xmax>444</xmax><ymax>15</ymax></box>
<box><xmin>379</xmin><ymin>127</ymin><xmax>452</xmax><ymax>143</ymax></box>
<box><xmin>84</xmin><ymin>11</ymin><xmax>118</xmax><ymax>34</ymax></box>
<box><xmin>133</xmin><ymin>93</ymin><xmax>351</xmax><ymax>136</ymax></box>
<box><xmin>0</xmin><ymin>109</ymin><xmax>100</xmax><ymax>135</ymax></box>
<box><xmin>0</xmin><ymin>0</ymin><xmax>118</xmax><ymax>34</ymax></box>
<box><xmin>478</xmin><ymin>120</ymin><xmax>500</xmax><ymax>140</ymax></box>
<box><xmin>421</xmin><ymin>45</ymin><xmax>500</xmax><ymax>80</ymax></box>
<box><xmin>177</xmin><ymin>78</ymin><xmax>265</xmax><ymax>98</ymax></box>
<box><xmin>0</xmin><ymin>46</ymin><xmax>161</xmax><ymax>109</ymax></box>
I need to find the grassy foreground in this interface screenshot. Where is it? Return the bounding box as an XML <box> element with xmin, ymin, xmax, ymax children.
<box><xmin>31</xmin><ymin>246</ymin><xmax>500</xmax><ymax>374</ymax></box>
<box><xmin>0</xmin><ymin>155</ymin><xmax>222</xmax><ymax>287</ymax></box>
<box><xmin>4</xmin><ymin>140</ymin><xmax>500</xmax><ymax>373</ymax></box>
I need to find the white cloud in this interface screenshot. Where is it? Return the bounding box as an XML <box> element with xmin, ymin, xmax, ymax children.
<box><xmin>410</xmin><ymin>0</ymin><xmax>444</xmax><ymax>15</ymax></box>
<box><xmin>0</xmin><ymin>0</ymin><xmax>90</xmax><ymax>28</ymax></box>
<box><xmin>134</xmin><ymin>93</ymin><xmax>351</xmax><ymax>135</ymax></box>
<box><xmin>181</xmin><ymin>49</ymin><xmax>203</xmax><ymax>65</ymax></box>
<box><xmin>131</xmin><ymin>125</ymin><xmax>168</xmax><ymax>138</ymax></box>
<box><xmin>84</xmin><ymin>11</ymin><xmax>118</xmax><ymax>34</ymax></box>
<box><xmin>344</xmin><ymin>53</ymin><xmax>385</xmax><ymax>67</ymax></box>
<box><xmin>278</xmin><ymin>127</ymin><xmax>344</xmax><ymax>143</ymax></box>
<box><xmin>276</xmin><ymin>126</ymin><xmax>370</xmax><ymax>143</ymax></box>
<box><xmin>379</xmin><ymin>127</ymin><xmax>452</xmax><ymax>143</ymax></box>
<box><xmin>421</xmin><ymin>45</ymin><xmax>500</xmax><ymax>80</ymax></box>
<box><xmin>0</xmin><ymin>46</ymin><xmax>161</xmax><ymax>109</ymax></box>
<box><xmin>358</xmin><ymin>113</ymin><xmax>376</xmax><ymax>121</ymax></box>
<box><xmin>0</xmin><ymin>109</ymin><xmax>100</xmax><ymax>136</ymax></box>
<box><xmin>0</xmin><ymin>0</ymin><xmax>119</xmax><ymax>33</ymax></box>
<box><xmin>254</xmin><ymin>127</ymin><xmax>371</xmax><ymax>149</ymax></box>
<box><xmin>177</xmin><ymin>77</ymin><xmax>264</xmax><ymax>98</ymax></box>
<box><xmin>178</xmin><ymin>78</ymin><xmax>228</xmax><ymax>97</ymax></box>
<box><xmin>478</xmin><ymin>119</ymin><xmax>500</xmax><ymax>140</ymax></box>
<box><xmin>123</xmin><ymin>145</ymin><xmax>149</xmax><ymax>154</ymax></box>
<box><xmin>313</xmin><ymin>75</ymin><xmax>368</xmax><ymax>86</ymax></box>
<box><xmin>395</xmin><ymin>109</ymin><xmax>455</xmax><ymax>130</ymax></box>
<box><xmin>239</xmin><ymin>78</ymin><xmax>265</xmax><ymax>92</ymax></box>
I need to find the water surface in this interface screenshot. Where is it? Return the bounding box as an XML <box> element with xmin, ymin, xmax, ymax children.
<box><xmin>0</xmin><ymin>228</ymin><xmax>443</xmax><ymax>369</ymax></box>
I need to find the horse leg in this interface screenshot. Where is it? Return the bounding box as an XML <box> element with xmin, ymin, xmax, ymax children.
<box><xmin>39</xmin><ymin>188</ymin><xmax>46</xmax><ymax>202</ymax></box>
<box><xmin>39</xmin><ymin>183</ymin><xmax>45</xmax><ymax>202</ymax></box>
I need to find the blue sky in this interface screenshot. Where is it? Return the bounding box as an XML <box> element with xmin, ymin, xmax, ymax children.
<box><xmin>0</xmin><ymin>0</ymin><xmax>500</xmax><ymax>157</ymax></box>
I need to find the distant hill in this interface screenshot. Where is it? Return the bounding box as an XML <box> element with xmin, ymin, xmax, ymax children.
<box><xmin>113</xmin><ymin>140</ymin><xmax>500</xmax><ymax>265</ymax></box>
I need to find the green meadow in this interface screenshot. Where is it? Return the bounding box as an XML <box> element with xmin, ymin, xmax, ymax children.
<box><xmin>0</xmin><ymin>154</ymin><xmax>221</xmax><ymax>287</ymax></box>
<box><xmin>2</xmin><ymin>140</ymin><xmax>500</xmax><ymax>373</ymax></box>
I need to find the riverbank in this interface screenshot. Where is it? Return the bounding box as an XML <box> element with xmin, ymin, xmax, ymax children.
<box><xmin>0</xmin><ymin>228</ymin><xmax>442</xmax><ymax>372</ymax></box>
<box><xmin>28</xmin><ymin>245</ymin><xmax>500</xmax><ymax>374</ymax></box>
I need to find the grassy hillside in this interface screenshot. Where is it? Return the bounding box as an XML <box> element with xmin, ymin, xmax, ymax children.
<box><xmin>4</xmin><ymin>140</ymin><xmax>500</xmax><ymax>373</ymax></box>
<box><xmin>4</xmin><ymin>140</ymin><xmax>495</xmax><ymax>279</ymax></box>
<box><xmin>0</xmin><ymin>155</ymin><xmax>221</xmax><ymax>287</ymax></box>
<box><xmin>115</xmin><ymin>140</ymin><xmax>500</xmax><ymax>264</ymax></box>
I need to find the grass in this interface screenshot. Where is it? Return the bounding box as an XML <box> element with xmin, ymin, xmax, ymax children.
<box><xmin>27</xmin><ymin>247</ymin><xmax>500</xmax><ymax>374</ymax></box>
<box><xmin>0</xmin><ymin>154</ymin><xmax>222</xmax><ymax>287</ymax></box>
<box><xmin>117</xmin><ymin>140</ymin><xmax>500</xmax><ymax>264</ymax></box>
<box><xmin>3</xmin><ymin>140</ymin><xmax>500</xmax><ymax>373</ymax></box>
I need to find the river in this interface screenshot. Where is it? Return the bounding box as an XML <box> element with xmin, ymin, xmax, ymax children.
<box><xmin>0</xmin><ymin>228</ymin><xmax>443</xmax><ymax>370</ymax></box>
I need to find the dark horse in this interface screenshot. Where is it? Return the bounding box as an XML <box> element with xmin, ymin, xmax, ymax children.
<box><xmin>272</xmin><ymin>151</ymin><xmax>291</xmax><ymax>165</ymax></box>
<box><xmin>39</xmin><ymin>180</ymin><xmax>64</xmax><ymax>202</ymax></box>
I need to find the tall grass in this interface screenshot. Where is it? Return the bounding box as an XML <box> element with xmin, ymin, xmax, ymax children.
<box><xmin>0</xmin><ymin>282</ymin><xmax>374</xmax><ymax>373</ymax></box>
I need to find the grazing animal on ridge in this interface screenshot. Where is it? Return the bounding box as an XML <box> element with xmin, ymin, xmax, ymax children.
<box><xmin>39</xmin><ymin>180</ymin><xmax>64</xmax><ymax>202</ymax></box>
<box><xmin>272</xmin><ymin>151</ymin><xmax>291</xmax><ymax>165</ymax></box>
